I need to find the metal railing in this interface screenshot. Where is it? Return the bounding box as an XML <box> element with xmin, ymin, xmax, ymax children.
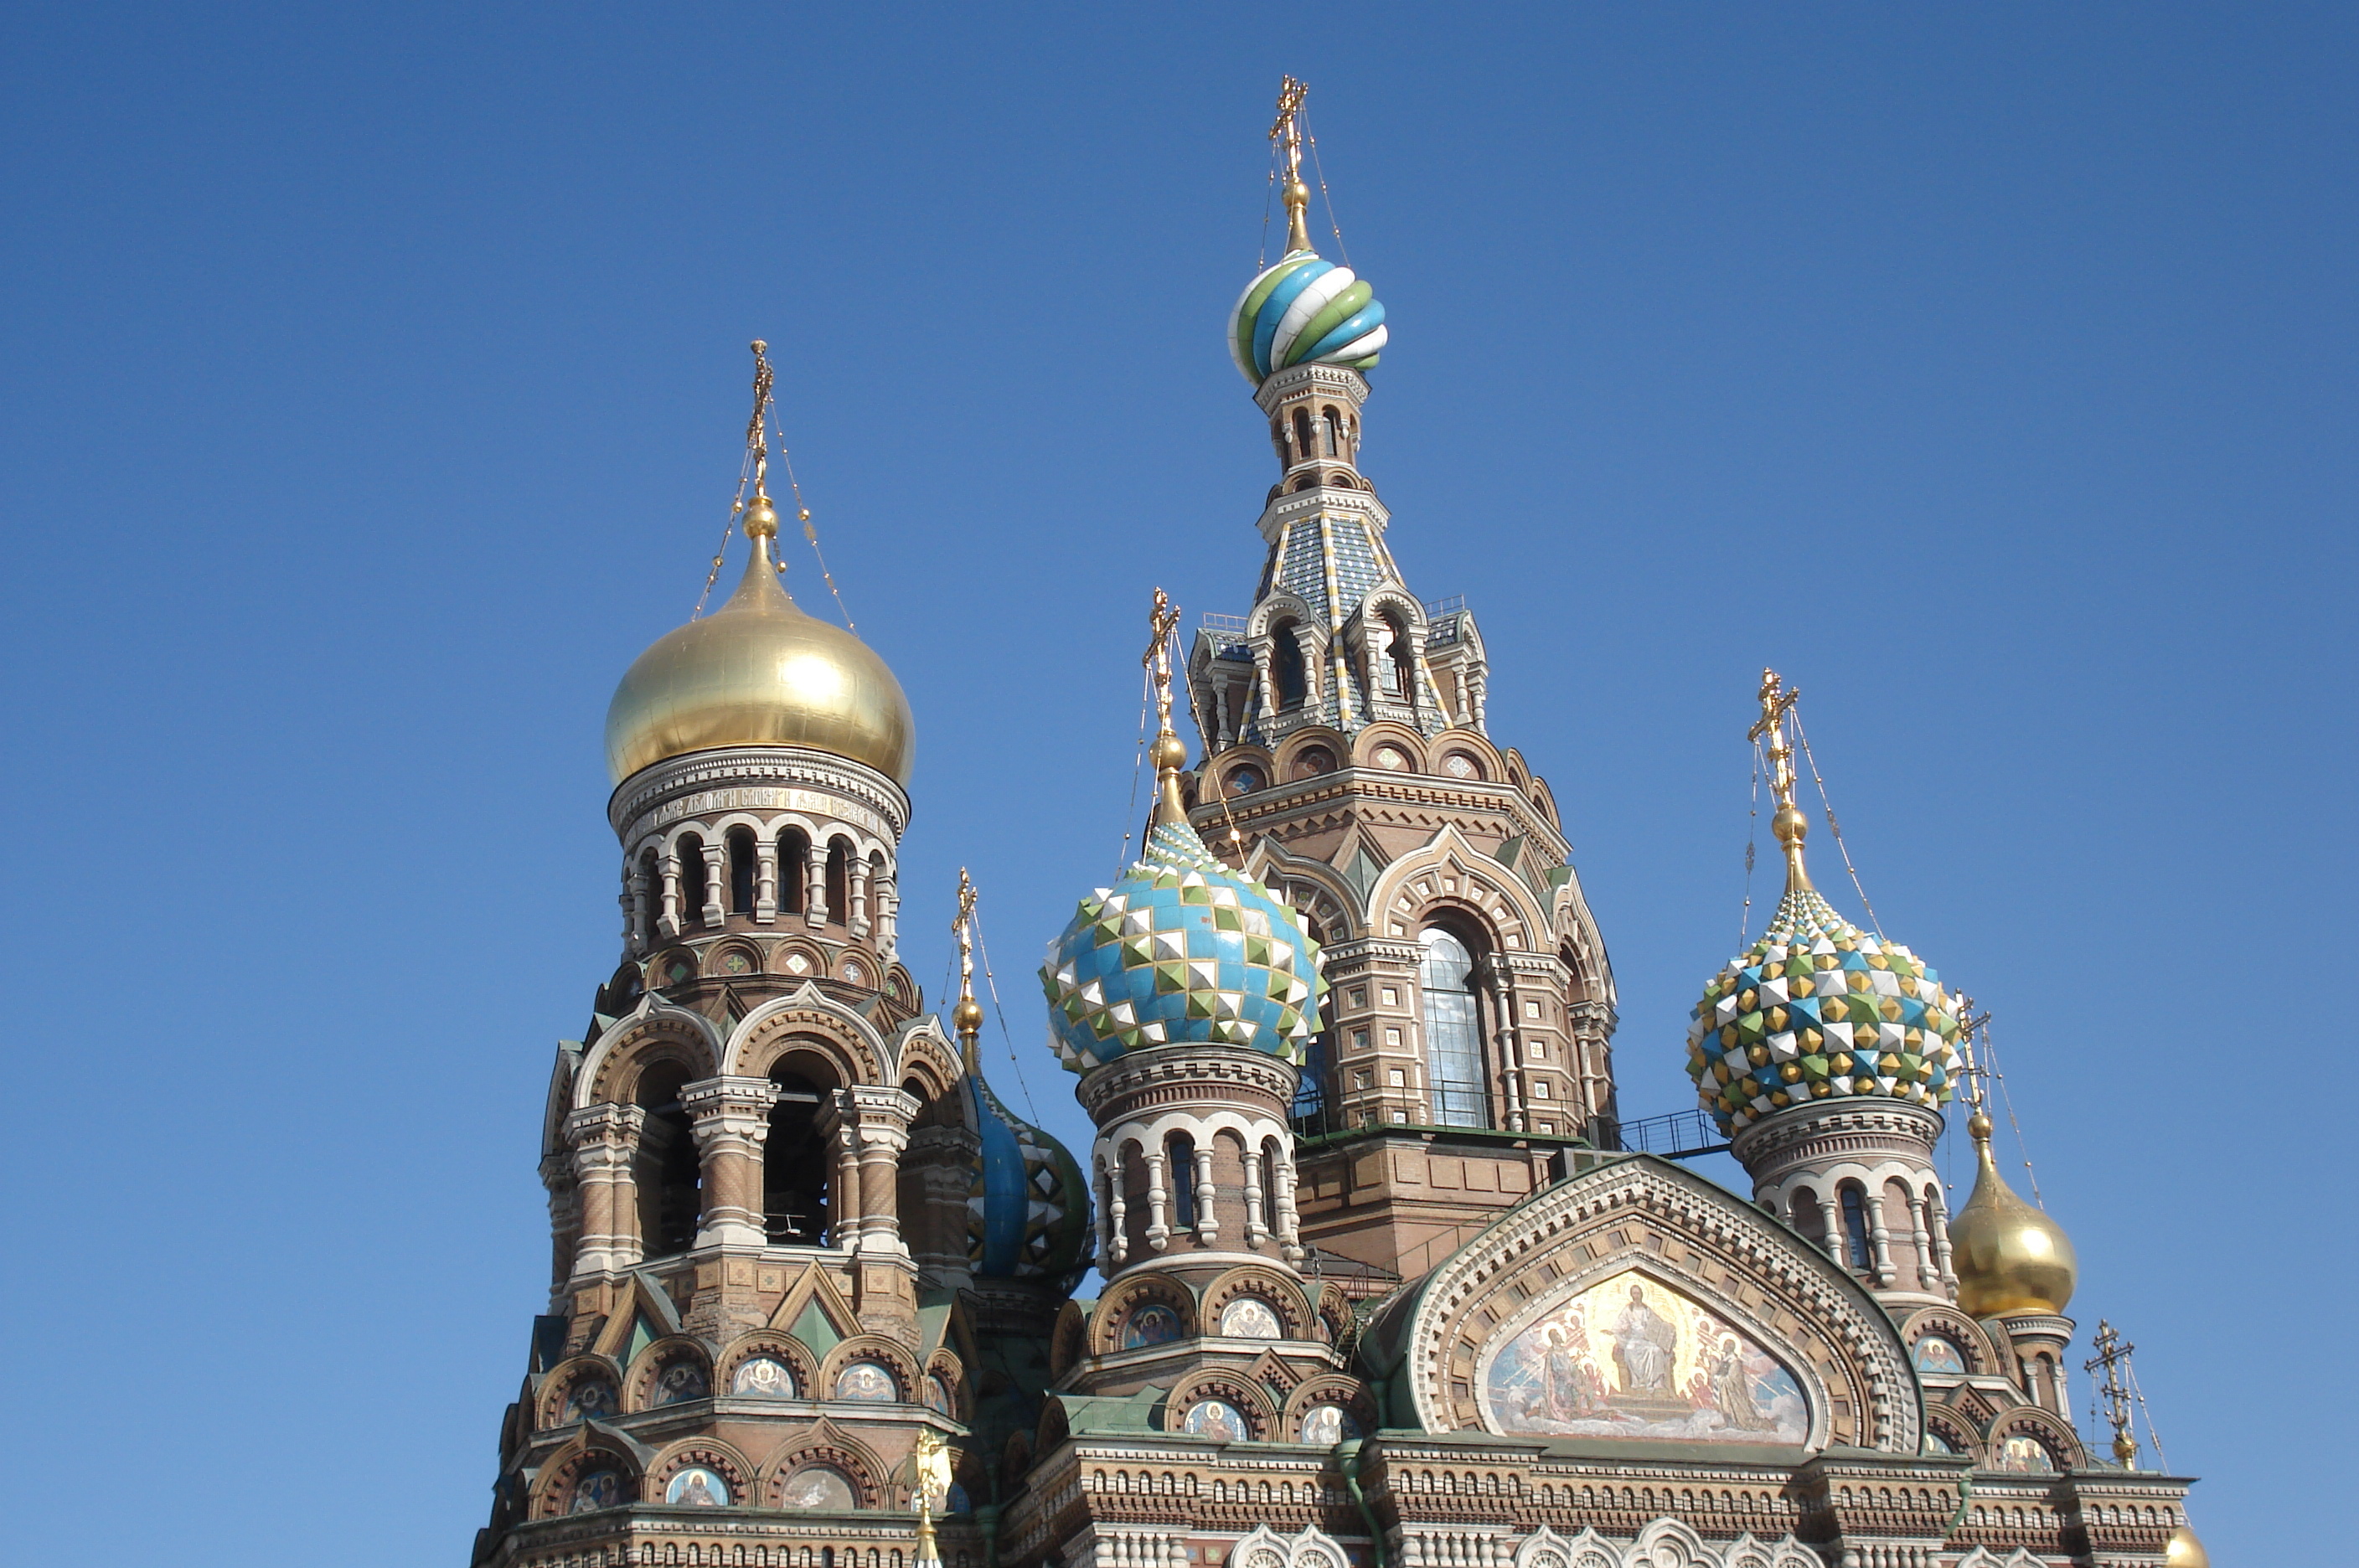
<box><xmin>1422</xmin><ymin>596</ymin><xmax>1466</xmax><ymax>620</ymax></box>
<box><xmin>1592</xmin><ymin>1107</ymin><xmax>1730</xmax><ymax>1159</ymax></box>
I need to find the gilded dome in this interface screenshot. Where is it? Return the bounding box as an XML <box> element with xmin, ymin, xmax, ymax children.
<box><xmin>1949</xmin><ymin>1112</ymin><xmax>2078</xmax><ymax>1318</ymax></box>
<box><xmin>604</xmin><ymin>513</ymin><xmax>914</xmax><ymax>786</ymax></box>
<box><xmin>2165</xmin><ymin>1527</ymin><xmax>2208</xmax><ymax>1568</ymax></box>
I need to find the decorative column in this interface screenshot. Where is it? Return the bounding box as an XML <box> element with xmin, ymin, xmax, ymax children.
<box><xmin>1192</xmin><ymin>1142</ymin><xmax>1219</xmax><ymax>1244</ymax></box>
<box><xmin>1490</xmin><ymin>975</ymin><xmax>1525</xmax><ymax>1133</ymax></box>
<box><xmin>849</xmin><ymin>858</ymin><xmax>871</xmax><ymax>939</ymax></box>
<box><xmin>873</xmin><ymin>869</ymin><xmax>899</xmax><ymax>963</ymax></box>
<box><xmin>1469</xmin><ymin>670</ymin><xmax>1489</xmax><ymax>731</ymax></box>
<box><xmin>1098</xmin><ymin>1150</ymin><xmax>1126</xmax><ymax>1266</ymax></box>
<box><xmin>1241</xmin><ymin>1149</ymin><xmax>1266</xmax><ymax>1249</ymax></box>
<box><xmin>542</xmin><ymin>1152</ymin><xmax>580</xmax><ymax>1294</ymax></box>
<box><xmin>1143</xmin><ymin>1145</ymin><xmax>1169</xmax><ymax>1252</ymax></box>
<box><xmin>1253</xmin><ymin>644</ymin><xmax>1278</xmax><ymax>725</ymax></box>
<box><xmin>658</xmin><ymin>853</ymin><xmax>683</xmax><ymax>939</ymax></box>
<box><xmin>699</xmin><ymin>841</ymin><xmax>726</xmax><ymax>928</ymax></box>
<box><xmin>754</xmin><ymin>838</ymin><xmax>779</xmax><ymax>923</ymax></box>
<box><xmin>1928</xmin><ymin>1187</ymin><xmax>1959</xmax><ymax>1293</ymax></box>
<box><xmin>1904</xmin><ymin>1191</ymin><xmax>1939</xmax><ymax>1292</ymax></box>
<box><xmin>1818</xmin><ymin>1192</ymin><xmax>1845</xmax><ymax>1261</ymax></box>
<box><xmin>565</xmin><ymin>1103</ymin><xmax>646</xmax><ymax>1277</ymax></box>
<box><xmin>684</xmin><ymin>1077</ymin><xmax>777</xmax><ymax>1248</ymax></box>
<box><xmin>805</xmin><ymin>841</ymin><xmax>829</xmax><ymax>928</ymax></box>
<box><xmin>829</xmin><ymin>1115</ymin><xmax>862</xmax><ymax>1247</ymax></box>
<box><xmin>619</xmin><ymin>866</ymin><xmax>642</xmax><ymax>957</ymax></box>
<box><xmin>848</xmin><ymin>1085</ymin><xmax>917</xmax><ymax>1256</ymax></box>
<box><xmin>1275</xmin><ymin>1149</ymin><xmax>1303</xmax><ymax>1262</ymax></box>
<box><xmin>1868</xmin><ymin>1194</ymin><xmax>1897</xmax><ymax>1288</ymax></box>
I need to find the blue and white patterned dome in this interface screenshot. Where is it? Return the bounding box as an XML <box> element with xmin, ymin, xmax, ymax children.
<box><xmin>962</xmin><ymin>1068</ymin><xmax>1090</xmax><ymax>1292</ymax></box>
<box><xmin>1040</xmin><ymin>818</ymin><xmax>1327</xmax><ymax>1073</ymax></box>
<box><xmin>1229</xmin><ymin>248</ymin><xmax>1386</xmax><ymax>384</ymax></box>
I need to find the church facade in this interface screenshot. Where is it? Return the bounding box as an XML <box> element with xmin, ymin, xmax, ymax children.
<box><xmin>469</xmin><ymin>84</ymin><xmax>2203</xmax><ymax>1568</ymax></box>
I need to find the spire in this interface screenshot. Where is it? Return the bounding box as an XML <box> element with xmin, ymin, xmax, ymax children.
<box><xmin>1747</xmin><ymin>668</ymin><xmax>1812</xmax><ymax>893</ymax></box>
<box><xmin>952</xmin><ymin>868</ymin><xmax>983</xmax><ymax>1073</ymax></box>
<box><xmin>1143</xmin><ymin>586</ymin><xmax>1188</xmax><ymax>827</ymax></box>
<box><xmin>1270</xmin><ymin>75</ymin><xmax>1312</xmax><ymax>256</ymax></box>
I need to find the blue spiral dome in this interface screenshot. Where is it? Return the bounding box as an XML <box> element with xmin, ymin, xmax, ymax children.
<box><xmin>961</xmin><ymin>1068</ymin><xmax>1091</xmax><ymax>1292</ymax></box>
<box><xmin>1040</xmin><ymin>818</ymin><xmax>1327</xmax><ymax>1073</ymax></box>
<box><xmin>1229</xmin><ymin>247</ymin><xmax>1387</xmax><ymax>384</ymax></box>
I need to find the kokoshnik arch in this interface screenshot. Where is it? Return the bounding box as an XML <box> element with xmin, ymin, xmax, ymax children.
<box><xmin>468</xmin><ymin>76</ymin><xmax>2207</xmax><ymax>1568</ymax></box>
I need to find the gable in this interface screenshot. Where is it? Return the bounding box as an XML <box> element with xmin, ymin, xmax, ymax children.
<box><xmin>1390</xmin><ymin>1153</ymin><xmax>1919</xmax><ymax>1454</ymax></box>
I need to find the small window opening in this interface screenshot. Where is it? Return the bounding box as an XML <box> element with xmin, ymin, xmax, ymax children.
<box><xmin>1840</xmin><ymin>1185</ymin><xmax>1874</xmax><ymax>1271</ymax></box>
<box><xmin>677</xmin><ymin>835</ymin><xmax>710</xmax><ymax>926</ymax></box>
<box><xmin>764</xmin><ymin>1067</ymin><xmax>833</xmax><ymax>1245</ymax></box>
<box><xmin>1272</xmin><ymin>624</ymin><xmax>1306</xmax><ymax>710</ymax></box>
<box><xmin>727</xmin><ymin>827</ymin><xmax>757</xmax><ymax>915</ymax></box>
<box><xmin>824</xmin><ymin>839</ymin><xmax>850</xmax><ymax>923</ymax></box>
<box><xmin>633</xmin><ymin>1063</ymin><xmax>701</xmax><ymax>1258</ymax></box>
<box><xmin>776</xmin><ymin>828</ymin><xmax>809</xmax><ymax>915</ymax></box>
<box><xmin>1169</xmin><ymin>1133</ymin><xmax>1196</xmax><ymax>1228</ymax></box>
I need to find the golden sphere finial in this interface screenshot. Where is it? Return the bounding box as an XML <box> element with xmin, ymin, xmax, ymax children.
<box><xmin>744</xmin><ymin>494</ymin><xmax>779</xmax><ymax>539</ymax></box>
<box><xmin>751</xmin><ymin>338</ymin><xmax>767</xmax><ymax>354</ymax></box>
<box><xmin>952</xmin><ymin>998</ymin><xmax>985</xmax><ymax>1036</ymax></box>
<box><xmin>1967</xmin><ymin>1110</ymin><xmax>1993</xmax><ymax>1141</ymax></box>
<box><xmin>1149</xmin><ymin>732</ymin><xmax>1189</xmax><ymax>773</ymax></box>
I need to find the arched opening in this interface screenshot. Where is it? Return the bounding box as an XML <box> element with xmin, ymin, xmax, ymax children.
<box><xmin>776</xmin><ymin>828</ymin><xmax>809</xmax><ymax>916</ymax></box>
<box><xmin>1419</xmin><ymin>927</ymin><xmax>1491</xmax><ymax>1127</ymax></box>
<box><xmin>1789</xmin><ymin>1187</ymin><xmax>1827</xmax><ymax>1248</ymax></box>
<box><xmin>824</xmin><ymin>839</ymin><xmax>851</xmax><ymax>925</ymax></box>
<box><xmin>1258</xmin><ymin>1142</ymin><xmax>1279</xmax><ymax>1233</ymax></box>
<box><xmin>1168</xmin><ymin>1132</ymin><xmax>1197</xmax><ymax>1229</ymax></box>
<box><xmin>1291</xmin><ymin>406</ymin><xmax>1314</xmax><ymax>462</ymax></box>
<box><xmin>726</xmin><ymin>827</ymin><xmax>757</xmax><ymax>916</ymax></box>
<box><xmin>1383</xmin><ymin>609</ymin><xmax>1415</xmax><ymax>699</ymax></box>
<box><xmin>1272</xmin><ymin>624</ymin><xmax>1306</xmax><ymax>710</ymax></box>
<box><xmin>632</xmin><ymin>1062</ymin><xmax>701</xmax><ymax>1259</ymax></box>
<box><xmin>763</xmin><ymin>1060</ymin><xmax>835</xmax><ymax>1245</ymax></box>
<box><xmin>1839</xmin><ymin>1184</ymin><xmax>1874</xmax><ymax>1271</ymax></box>
<box><xmin>677</xmin><ymin>835</ymin><xmax>710</xmax><ymax>928</ymax></box>
<box><xmin>1321</xmin><ymin>405</ymin><xmax>1342</xmax><ymax>457</ymax></box>
<box><xmin>637</xmin><ymin>848</ymin><xmax>659</xmax><ymax>941</ymax></box>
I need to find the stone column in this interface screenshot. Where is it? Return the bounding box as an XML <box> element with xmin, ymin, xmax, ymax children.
<box><xmin>684</xmin><ymin>1076</ymin><xmax>777</xmax><ymax>1248</ymax></box>
<box><xmin>755</xmin><ymin>838</ymin><xmax>779</xmax><ymax>923</ymax></box>
<box><xmin>1928</xmin><ymin>1186</ymin><xmax>1959</xmax><ymax>1293</ymax></box>
<box><xmin>828</xmin><ymin>1114</ymin><xmax>862</xmax><ymax>1247</ymax></box>
<box><xmin>1241</xmin><ymin>1148</ymin><xmax>1266</xmax><ymax>1249</ymax></box>
<box><xmin>1275</xmin><ymin>1146</ymin><xmax>1303</xmax><ymax>1262</ymax></box>
<box><xmin>1818</xmin><ymin>1192</ymin><xmax>1845</xmax><ymax>1262</ymax></box>
<box><xmin>1469</xmin><ymin>670</ymin><xmax>1489</xmax><ymax>731</ymax></box>
<box><xmin>658</xmin><ymin>853</ymin><xmax>683</xmax><ymax>939</ymax></box>
<box><xmin>1143</xmin><ymin>1147</ymin><xmax>1169</xmax><ymax>1252</ymax></box>
<box><xmin>699</xmin><ymin>841</ymin><xmax>726</xmax><ymax>928</ymax></box>
<box><xmin>1867</xmin><ymin>1194</ymin><xmax>1897</xmax><ymax>1288</ymax></box>
<box><xmin>542</xmin><ymin>1152</ymin><xmax>580</xmax><ymax>1293</ymax></box>
<box><xmin>1192</xmin><ymin>1142</ymin><xmax>1219</xmax><ymax>1244</ymax></box>
<box><xmin>619</xmin><ymin>866</ymin><xmax>641</xmax><ymax>957</ymax></box>
<box><xmin>848</xmin><ymin>1085</ymin><xmax>918</xmax><ymax>1256</ymax></box>
<box><xmin>874</xmin><ymin>869</ymin><xmax>899</xmax><ymax>963</ymax></box>
<box><xmin>849</xmin><ymin>858</ymin><xmax>872</xmax><ymax>939</ymax></box>
<box><xmin>1904</xmin><ymin>1191</ymin><xmax>1939</xmax><ymax>1292</ymax></box>
<box><xmin>1254</xmin><ymin>645</ymin><xmax>1278</xmax><ymax>723</ymax></box>
<box><xmin>1097</xmin><ymin>1149</ymin><xmax>1125</xmax><ymax>1266</ymax></box>
<box><xmin>805</xmin><ymin>842</ymin><xmax>829</xmax><ymax>927</ymax></box>
<box><xmin>566</xmin><ymin>1103</ymin><xmax>646</xmax><ymax>1276</ymax></box>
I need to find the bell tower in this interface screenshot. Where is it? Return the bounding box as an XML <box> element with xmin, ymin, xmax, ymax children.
<box><xmin>1184</xmin><ymin>80</ymin><xmax>1618</xmax><ymax>1292</ymax></box>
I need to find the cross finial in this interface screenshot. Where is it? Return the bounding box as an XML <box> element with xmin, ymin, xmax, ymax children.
<box><xmin>1746</xmin><ymin>668</ymin><xmax>1811</xmax><ymax>892</ymax></box>
<box><xmin>1143</xmin><ymin>586</ymin><xmax>1189</xmax><ymax>828</ymax></box>
<box><xmin>746</xmin><ymin>340</ymin><xmax>775</xmax><ymax>503</ymax></box>
<box><xmin>1268</xmin><ymin>75</ymin><xmax>1313</xmax><ymax>255</ymax></box>
<box><xmin>2085</xmin><ymin>1320</ymin><xmax>2140</xmax><ymax>1470</ymax></box>
<box><xmin>951</xmin><ymin>868</ymin><xmax>983</xmax><ymax>1071</ymax></box>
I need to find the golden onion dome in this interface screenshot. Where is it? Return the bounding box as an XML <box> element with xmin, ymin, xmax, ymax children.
<box><xmin>2165</xmin><ymin>1527</ymin><xmax>2208</xmax><ymax>1568</ymax></box>
<box><xmin>1949</xmin><ymin>1112</ymin><xmax>2078</xmax><ymax>1318</ymax></box>
<box><xmin>604</xmin><ymin>499</ymin><xmax>914</xmax><ymax>786</ymax></box>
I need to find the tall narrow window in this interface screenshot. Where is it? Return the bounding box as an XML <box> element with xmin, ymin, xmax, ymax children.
<box><xmin>1291</xmin><ymin>1029</ymin><xmax>1329</xmax><ymax>1134</ymax></box>
<box><xmin>1385</xmin><ymin>611</ymin><xmax>1416</xmax><ymax>699</ymax></box>
<box><xmin>763</xmin><ymin>1068</ymin><xmax>832</xmax><ymax>1245</ymax></box>
<box><xmin>637</xmin><ymin>848</ymin><xmax>659</xmax><ymax>941</ymax></box>
<box><xmin>727</xmin><ymin>828</ymin><xmax>756</xmax><ymax>915</ymax></box>
<box><xmin>1840</xmin><ymin>1184</ymin><xmax>1873</xmax><ymax>1271</ymax></box>
<box><xmin>777</xmin><ymin>828</ymin><xmax>808</xmax><ymax>914</ymax></box>
<box><xmin>1259</xmin><ymin>1147</ymin><xmax>1279</xmax><ymax>1233</ymax></box>
<box><xmin>1419</xmin><ymin>929</ymin><xmax>1490</xmax><ymax>1127</ymax></box>
<box><xmin>1291</xmin><ymin>407</ymin><xmax>1314</xmax><ymax>462</ymax></box>
<box><xmin>633</xmin><ymin>1064</ymin><xmax>701</xmax><ymax>1259</ymax></box>
<box><xmin>1169</xmin><ymin>1133</ymin><xmax>1196</xmax><ymax>1228</ymax></box>
<box><xmin>678</xmin><ymin>835</ymin><xmax>710</xmax><ymax>926</ymax></box>
<box><xmin>824</xmin><ymin>839</ymin><xmax>850</xmax><ymax>925</ymax></box>
<box><xmin>1321</xmin><ymin>406</ymin><xmax>1342</xmax><ymax>456</ymax></box>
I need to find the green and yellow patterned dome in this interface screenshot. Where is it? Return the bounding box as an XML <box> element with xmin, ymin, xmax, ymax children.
<box><xmin>1686</xmin><ymin>672</ymin><xmax>1965</xmax><ymax>1133</ymax></box>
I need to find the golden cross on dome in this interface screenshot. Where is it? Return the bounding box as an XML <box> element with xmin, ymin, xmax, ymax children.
<box><xmin>1268</xmin><ymin>75</ymin><xmax>1313</xmax><ymax>255</ymax></box>
<box><xmin>745</xmin><ymin>339</ymin><xmax>775</xmax><ymax>502</ymax></box>
<box><xmin>951</xmin><ymin>869</ymin><xmax>983</xmax><ymax>1070</ymax></box>
<box><xmin>1143</xmin><ymin>587</ymin><xmax>1189</xmax><ymax>828</ymax></box>
<box><xmin>1747</xmin><ymin>668</ymin><xmax>1813</xmax><ymax>892</ymax></box>
<box><xmin>2085</xmin><ymin>1321</ymin><xmax>2140</xmax><ymax>1469</ymax></box>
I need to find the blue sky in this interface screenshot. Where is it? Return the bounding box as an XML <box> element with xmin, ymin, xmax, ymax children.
<box><xmin>2</xmin><ymin>5</ymin><xmax>2349</xmax><ymax>1561</ymax></box>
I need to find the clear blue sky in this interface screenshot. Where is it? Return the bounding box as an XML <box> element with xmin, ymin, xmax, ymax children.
<box><xmin>3</xmin><ymin>5</ymin><xmax>2347</xmax><ymax>1562</ymax></box>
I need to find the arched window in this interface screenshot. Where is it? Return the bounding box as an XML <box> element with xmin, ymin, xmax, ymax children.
<box><xmin>1788</xmin><ymin>1187</ymin><xmax>1825</xmax><ymax>1248</ymax></box>
<box><xmin>726</xmin><ymin>828</ymin><xmax>757</xmax><ymax>916</ymax></box>
<box><xmin>1321</xmin><ymin>405</ymin><xmax>1342</xmax><ymax>456</ymax></box>
<box><xmin>776</xmin><ymin>828</ymin><xmax>809</xmax><ymax>915</ymax></box>
<box><xmin>632</xmin><ymin>1063</ymin><xmax>701</xmax><ymax>1258</ymax></box>
<box><xmin>1839</xmin><ymin>1184</ymin><xmax>1874</xmax><ymax>1271</ymax></box>
<box><xmin>1169</xmin><ymin>1132</ymin><xmax>1196</xmax><ymax>1228</ymax></box>
<box><xmin>1272</xmin><ymin>624</ymin><xmax>1306</xmax><ymax>710</ymax></box>
<box><xmin>637</xmin><ymin>848</ymin><xmax>660</xmax><ymax>941</ymax></box>
<box><xmin>1259</xmin><ymin>1144</ymin><xmax>1279</xmax><ymax>1233</ymax></box>
<box><xmin>1419</xmin><ymin>928</ymin><xmax>1490</xmax><ymax>1127</ymax></box>
<box><xmin>764</xmin><ymin>1065</ymin><xmax>833</xmax><ymax>1245</ymax></box>
<box><xmin>1384</xmin><ymin>609</ymin><xmax>1415</xmax><ymax>700</ymax></box>
<box><xmin>824</xmin><ymin>839</ymin><xmax>850</xmax><ymax>925</ymax></box>
<box><xmin>1291</xmin><ymin>407</ymin><xmax>1314</xmax><ymax>462</ymax></box>
<box><xmin>677</xmin><ymin>835</ymin><xmax>710</xmax><ymax>927</ymax></box>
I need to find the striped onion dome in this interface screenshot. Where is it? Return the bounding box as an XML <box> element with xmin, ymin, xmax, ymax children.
<box><xmin>961</xmin><ymin>1068</ymin><xmax>1091</xmax><ymax>1292</ymax></box>
<box><xmin>1685</xmin><ymin>885</ymin><xmax>1966</xmax><ymax>1134</ymax></box>
<box><xmin>1229</xmin><ymin>248</ymin><xmax>1387</xmax><ymax>384</ymax></box>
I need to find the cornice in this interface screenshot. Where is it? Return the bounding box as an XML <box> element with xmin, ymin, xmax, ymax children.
<box><xmin>609</xmin><ymin>745</ymin><xmax>912</xmax><ymax>843</ymax></box>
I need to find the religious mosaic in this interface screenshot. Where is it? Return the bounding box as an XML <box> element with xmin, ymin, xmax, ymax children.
<box><xmin>1479</xmin><ymin>1272</ymin><xmax>1807</xmax><ymax>1444</ymax></box>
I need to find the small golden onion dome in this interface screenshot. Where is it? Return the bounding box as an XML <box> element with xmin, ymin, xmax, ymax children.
<box><xmin>604</xmin><ymin>521</ymin><xmax>914</xmax><ymax>786</ymax></box>
<box><xmin>1949</xmin><ymin>1112</ymin><xmax>2078</xmax><ymax>1317</ymax></box>
<box><xmin>2165</xmin><ymin>1526</ymin><xmax>2208</xmax><ymax>1568</ymax></box>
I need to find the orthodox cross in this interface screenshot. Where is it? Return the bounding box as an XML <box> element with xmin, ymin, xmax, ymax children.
<box><xmin>1268</xmin><ymin>75</ymin><xmax>1312</xmax><ymax>254</ymax></box>
<box><xmin>746</xmin><ymin>339</ymin><xmax>775</xmax><ymax>498</ymax></box>
<box><xmin>2085</xmin><ymin>1320</ymin><xmax>2140</xmax><ymax>1468</ymax></box>
<box><xmin>951</xmin><ymin>867</ymin><xmax>981</xmax><ymax>1067</ymax></box>
<box><xmin>1144</xmin><ymin>585</ymin><xmax>1182</xmax><ymax>736</ymax></box>
<box><xmin>1747</xmin><ymin>668</ymin><xmax>1802</xmax><ymax>812</ymax></box>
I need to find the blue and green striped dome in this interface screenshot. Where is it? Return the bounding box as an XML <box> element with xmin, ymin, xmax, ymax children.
<box><xmin>1229</xmin><ymin>249</ymin><xmax>1386</xmax><ymax>384</ymax></box>
<box><xmin>1685</xmin><ymin>885</ymin><xmax>1965</xmax><ymax>1134</ymax></box>
<box><xmin>1040</xmin><ymin>818</ymin><xmax>1327</xmax><ymax>1074</ymax></box>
